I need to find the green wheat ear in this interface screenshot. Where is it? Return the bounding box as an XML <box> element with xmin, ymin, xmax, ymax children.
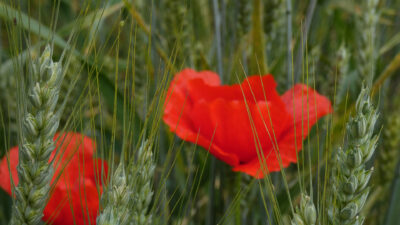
<box><xmin>10</xmin><ymin>45</ymin><xmax>63</xmax><ymax>225</ymax></box>
<box><xmin>236</xmin><ymin>0</ymin><xmax>251</xmax><ymax>38</ymax></box>
<box><xmin>164</xmin><ymin>0</ymin><xmax>191</xmax><ymax>65</ymax></box>
<box><xmin>97</xmin><ymin>140</ymin><xmax>155</xmax><ymax>225</ymax></box>
<box><xmin>375</xmin><ymin>110</ymin><xmax>400</xmax><ymax>186</ymax></box>
<box><xmin>356</xmin><ymin>0</ymin><xmax>379</xmax><ymax>86</ymax></box>
<box><xmin>328</xmin><ymin>87</ymin><xmax>379</xmax><ymax>225</ymax></box>
<box><xmin>291</xmin><ymin>194</ymin><xmax>317</xmax><ymax>225</ymax></box>
<box><xmin>367</xmin><ymin>104</ymin><xmax>400</xmax><ymax>223</ymax></box>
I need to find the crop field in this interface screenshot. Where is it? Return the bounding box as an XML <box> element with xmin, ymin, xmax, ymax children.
<box><xmin>0</xmin><ymin>0</ymin><xmax>399</xmax><ymax>224</ymax></box>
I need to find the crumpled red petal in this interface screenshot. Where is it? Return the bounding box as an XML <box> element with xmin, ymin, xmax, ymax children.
<box><xmin>187</xmin><ymin>74</ymin><xmax>283</xmax><ymax>106</ymax></box>
<box><xmin>163</xmin><ymin>69</ymin><xmax>220</xmax><ymax>144</ymax></box>
<box><xmin>279</xmin><ymin>84</ymin><xmax>333</xmax><ymax>159</ymax></box>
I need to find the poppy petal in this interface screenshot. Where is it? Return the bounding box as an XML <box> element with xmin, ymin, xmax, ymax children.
<box><xmin>240</xmin><ymin>75</ymin><xmax>284</xmax><ymax>106</ymax></box>
<box><xmin>0</xmin><ymin>146</ymin><xmax>19</xmax><ymax>195</ymax></box>
<box><xmin>281</xmin><ymin>84</ymin><xmax>332</xmax><ymax>136</ymax></box>
<box><xmin>163</xmin><ymin>69</ymin><xmax>221</xmax><ymax>143</ymax></box>
<box><xmin>191</xmin><ymin>99</ymin><xmax>254</xmax><ymax>165</ymax></box>
<box><xmin>164</xmin><ymin>95</ymin><xmax>239</xmax><ymax>165</ymax></box>
<box><xmin>232</xmin><ymin>150</ymin><xmax>292</xmax><ymax>178</ymax></box>
<box><xmin>190</xmin><ymin>98</ymin><xmax>291</xmax><ymax>166</ymax></box>
<box><xmin>187</xmin><ymin>74</ymin><xmax>284</xmax><ymax>106</ymax></box>
<box><xmin>189</xmin><ymin>99</ymin><xmax>241</xmax><ymax>166</ymax></box>
<box><xmin>278</xmin><ymin>84</ymin><xmax>332</xmax><ymax>162</ymax></box>
<box><xmin>163</xmin><ymin>69</ymin><xmax>333</xmax><ymax>179</ymax></box>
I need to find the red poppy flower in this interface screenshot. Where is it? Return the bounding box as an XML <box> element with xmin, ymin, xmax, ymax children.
<box><xmin>0</xmin><ymin>132</ymin><xmax>108</xmax><ymax>224</ymax></box>
<box><xmin>163</xmin><ymin>69</ymin><xmax>332</xmax><ymax>178</ymax></box>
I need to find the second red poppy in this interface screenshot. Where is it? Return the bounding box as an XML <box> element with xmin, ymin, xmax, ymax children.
<box><xmin>163</xmin><ymin>69</ymin><xmax>332</xmax><ymax>178</ymax></box>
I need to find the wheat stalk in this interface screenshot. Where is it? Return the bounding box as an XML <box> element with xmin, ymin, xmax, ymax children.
<box><xmin>375</xmin><ymin>112</ymin><xmax>400</xmax><ymax>185</ymax></box>
<box><xmin>264</xmin><ymin>0</ymin><xmax>286</xmax><ymax>56</ymax></box>
<box><xmin>10</xmin><ymin>45</ymin><xmax>62</xmax><ymax>225</ymax></box>
<box><xmin>237</xmin><ymin>0</ymin><xmax>251</xmax><ymax>38</ymax></box>
<box><xmin>96</xmin><ymin>162</ymin><xmax>132</xmax><ymax>225</ymax></box>
<box><xmin>164</xmin><ymin>0</ymin><xmax>192</xmax><ymax>65</ymax></box>
<box><xmin>291</xmin><ymin>194</ymin><xmax>317</xmax><ymax>225</ymax></box>
<box><xmin>97</xmin><ymin>140</ymin><xmax>155</xmax><ymax>225</ymax></box>
<box><xmin>335</xmin><ymin>45</ymin><xmax>351</xmax><ymax>106</ymax></box>
<box><xmin>327</xmin><ymin>87</ymin><xmax>379</xmax><ymax>225</ymax></box>
<box><xmin>357</xmin><ymin>0</ymin><xmax>379</xmax><ymax>86</ymax></box>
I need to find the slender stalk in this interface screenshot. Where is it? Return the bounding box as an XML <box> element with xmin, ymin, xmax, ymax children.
<box><xmin>294</xmin><ymin>0</ymin><xmax>317</xmax><ymax>83</ymax></box>
<box><xmin>384</xmin><ymin>160</ymin><xmax>400</xmax><ymax>225</ymax></box>
<box><xmin>237</xmin><ymin>0</ymin><xmax>250</xmax><ymax>39</ymax></box>
<box><xmin>213</xmin><ymin>0</ymin><xmax>223</xmax><ymax>82</ymax></box>
<box><xmin>207</xmin><ymin>1</ymin><xmax>224</xmax><ymax>225</ymax></box>
<box><xmin>237</xmin><ymin>0</ymin><xmax>250</xmax><ymax>73</ymax></box>
<box><xmin>286</xmin><ymin>0</ymin><xmax>292</xmax><ymax>88</ymax></box>
<box><xmin>207</xmin><ymin>157</ymin><xmax>216</xmax><ymax>225</ymax></box>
